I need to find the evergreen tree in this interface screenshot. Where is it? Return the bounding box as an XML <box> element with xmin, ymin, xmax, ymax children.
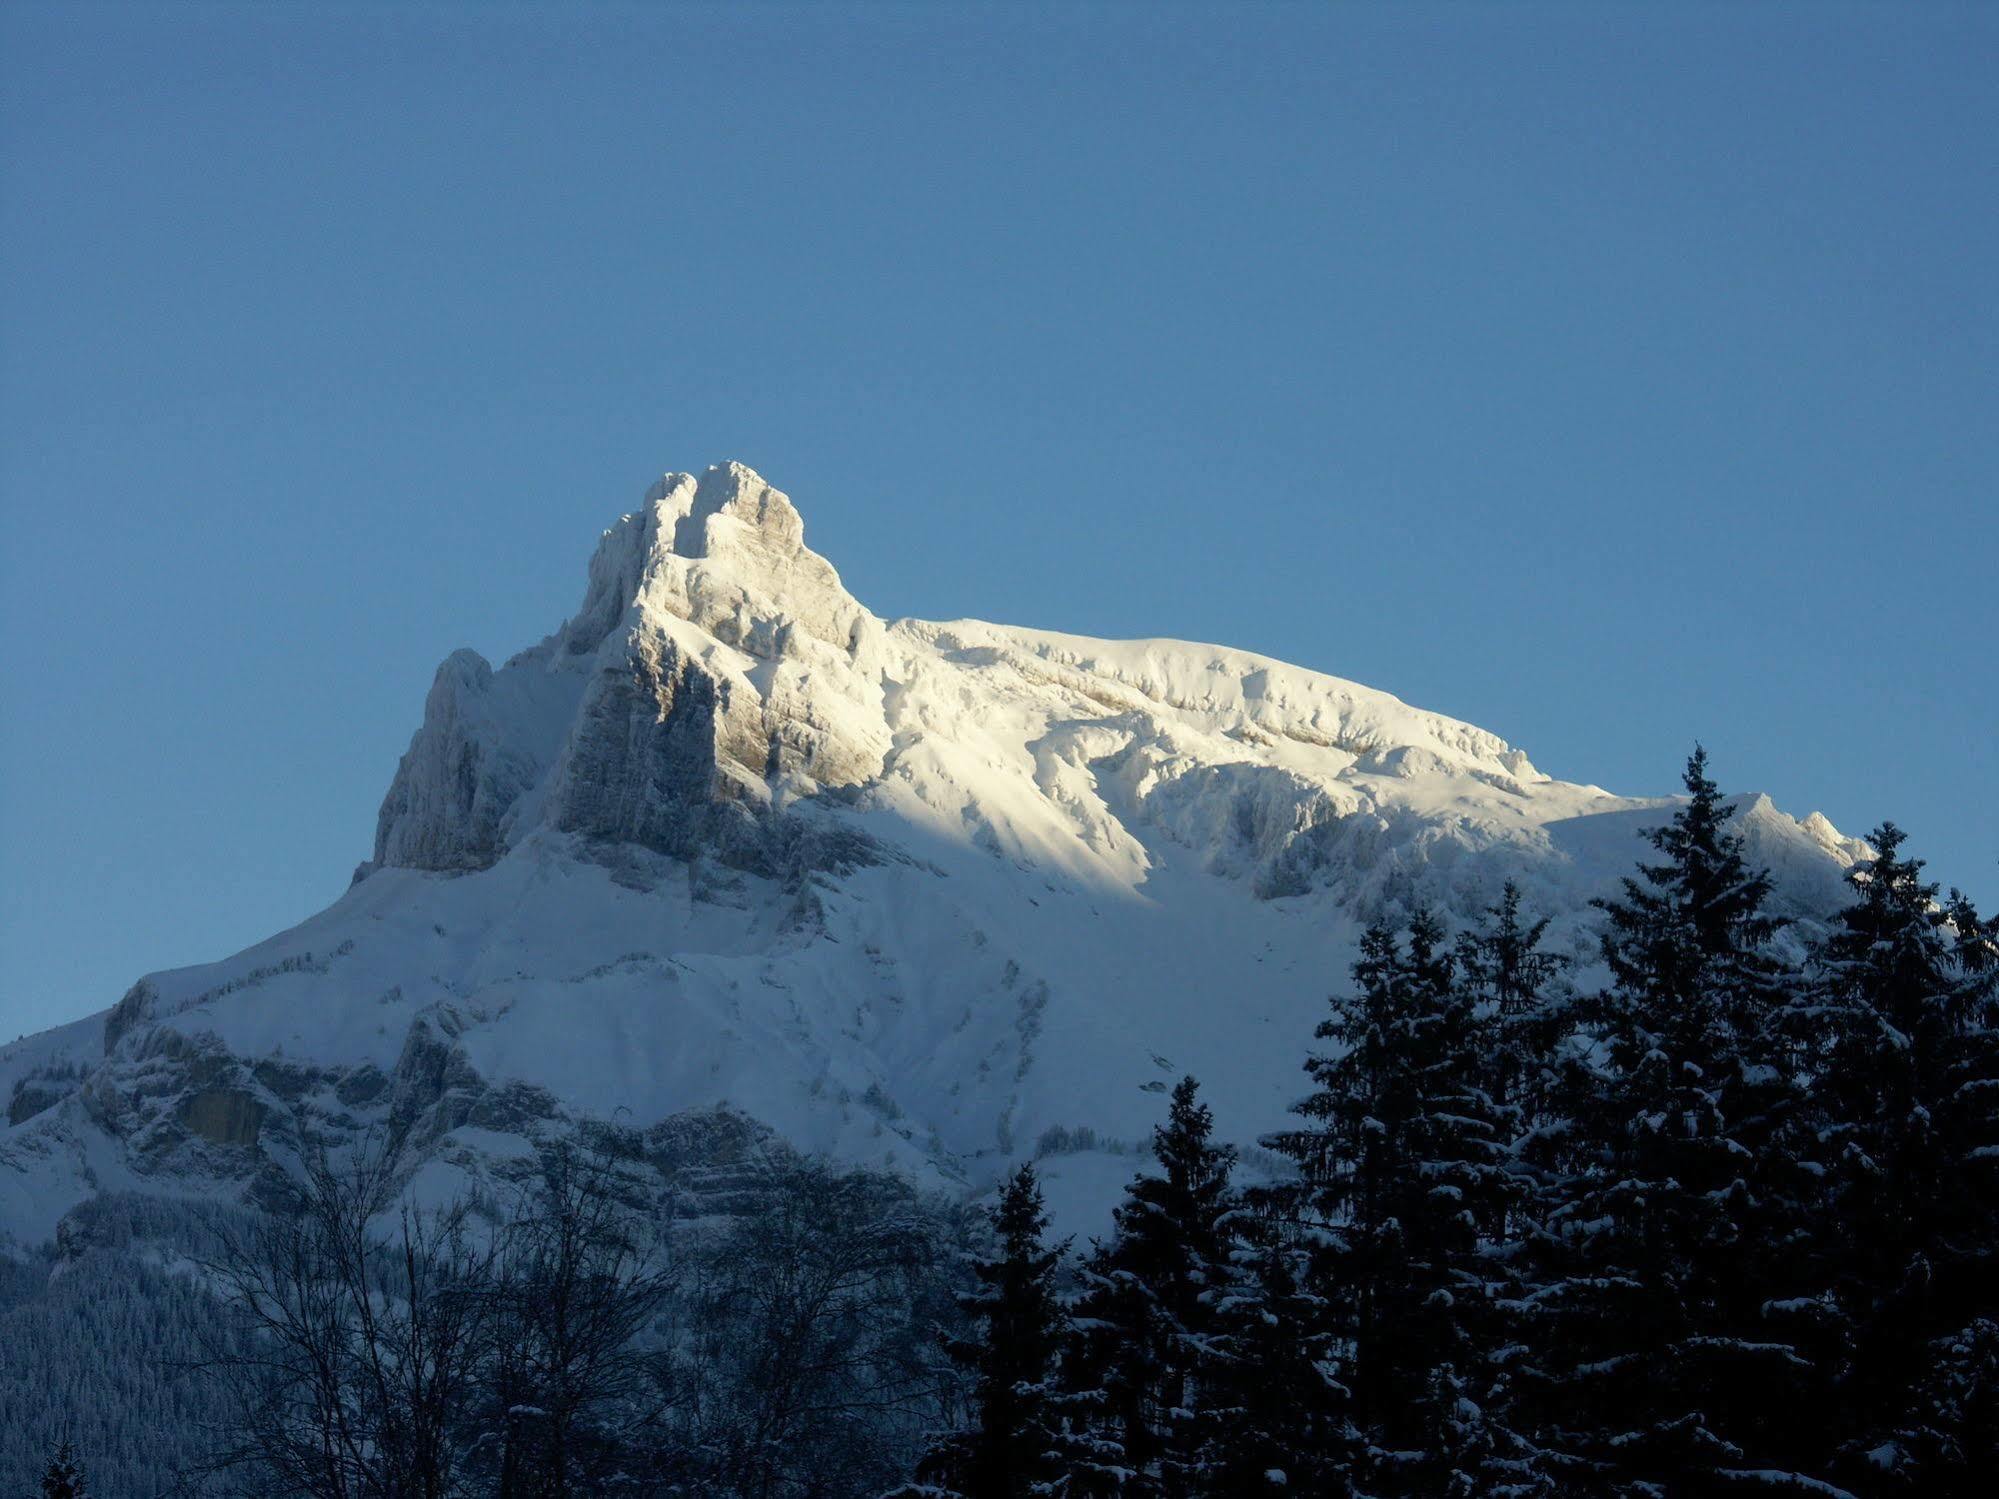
<box><xmin>39</xmin><ymin>1440</ymin><xmax>85</xmax><ymax>1499</ymax></box>
<box><xmin>900</xmin><ymin>1165</ymin><xmax>1073</xmax><ymax>1499</ymax></box>
<box><xmin>1267</xmin><ymin>910</ymin><xmax>1531</xmax><ymax>1496</ymax></box>
<box><xmin>1805</xmin><ymin>825</ymin><xmax>1999</xmax><ymax>1494</ymax></box>
<box><xmin>1944</xmin><ymin>885</ymin><xmax>1999</xmax><ymax>994</ymax></box>
<box><xmin>1206</xmin><ymin>1196</ymin><xmax>1363</xmax><ymax>1496</ymax></box>
<box><xmin>1456</xmin><ymin>881</ymin><xmax>1575</xmax><ymax>1257</ymax></box>
<box><xmin>1525</xmin><ymin>747</ymin><xmax>1824</xmax><ymax>1493</ymax></box>
<box><xmin>1455</xmin><ymin>882</ymin><xmax>1574</xmax><ymax>1135</ymax></box>
<box><xmin>1451</xmin><ymin>883</ymin><xmax>1575</xmax><ymax>1496</ymax></box>
<box><xmin>1063</xmin><ymin>1076</ymin><xmax>1238</xmax><ymax>1497</ymax></box>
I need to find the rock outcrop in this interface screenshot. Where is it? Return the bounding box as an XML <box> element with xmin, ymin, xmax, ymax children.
<box><xmin>373</xmin><ymin>464</ymin><xmax>891</xmax><ymax>879</ymax></box>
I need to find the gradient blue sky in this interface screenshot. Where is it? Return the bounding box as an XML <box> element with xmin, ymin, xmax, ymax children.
<box><xmin>2</xmin><ymin>2</ymin><xmax>1994</xmax><ymax>1041</ymax></box>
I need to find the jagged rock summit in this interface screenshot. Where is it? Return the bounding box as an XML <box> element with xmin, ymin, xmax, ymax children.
<box><xmin>371</xmin><ymin>461</ymin><xmax>1559</xmax><ymax>898</ymax></box>
<box><xmin>1</xmin><ymin>464</ymin><xmax>1871</xmax><ymax>1244</ymax></box>
<box><xmin>373</xmin><ymin>463</ymin><xmax>889</xmax><ymax>880</ymax></box>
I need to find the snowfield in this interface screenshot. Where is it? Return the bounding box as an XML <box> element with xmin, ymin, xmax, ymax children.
<box><xmin>0</xmin><ymin>463</ymin><xmax>1870</xmax><ymax>1247</ymax></box>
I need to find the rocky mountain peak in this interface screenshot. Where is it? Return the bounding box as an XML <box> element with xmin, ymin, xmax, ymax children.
<box><xmin>1</xmin><ymin>463</ymin><xmax>1874</xmax><ymax>1266</ymax></box>
<box><xmin>655</xmin><ymin>461</ymin><xmax>808</xmax><ymax>560</ymax></box>
<box><xmin>372</xmin><ymin>466</ymin><xmax>891</xmax><ymax>877</ymax></box>
<box><xmin>558</xmin><ymin>462</ymin><xmax>857</xmax><ymax>660</ymax></box>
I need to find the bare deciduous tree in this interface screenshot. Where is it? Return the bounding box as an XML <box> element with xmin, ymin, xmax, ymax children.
<box><xmin>682</xmin><ymin>1160</ymin><xmax>965</xmax><ymax>1499</ymax></box>
<box><xmin>472</xmin><ymin>1144</ymin><xmax>679</xmax><ymax>1497</ymax></box>
<box><xmin>197</xmin><ymin>1143</ymin><xmax>492</xmax><ymax>1499</ymax></box>
<box><xmin>193</xmin><ymin>1137</ymin><xmax>968</xmax><ymax>1498</ymax></box>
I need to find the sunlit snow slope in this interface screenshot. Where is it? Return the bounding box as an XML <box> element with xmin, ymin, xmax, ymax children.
<box><xmin>0</xmin><ymin>464</ymin><xmax>1869</xmax><ymax>1243</ymax></box>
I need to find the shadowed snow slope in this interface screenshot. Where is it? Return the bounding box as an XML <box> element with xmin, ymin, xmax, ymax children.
<box><xmin>1</xmin><ymin>464</ymin><xmax>1870</xmax><ymax>1245</ymax></box>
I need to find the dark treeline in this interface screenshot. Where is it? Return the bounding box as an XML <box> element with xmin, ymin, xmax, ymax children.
<box><xmin>903</xmin><ymin>750</ymin><xmax>1999</xmax><ymax>1499</ymax></box>
<box><xmin>25</xmin><ymin>750</ymin><xmax>1999</xmax><ymax>1498</ymax></box>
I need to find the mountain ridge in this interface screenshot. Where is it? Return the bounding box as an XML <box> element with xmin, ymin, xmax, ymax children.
<box><xmin>1</xmin><ymin>463</ymin><xmax>1870</xmax><ymax>1246</ymax></box>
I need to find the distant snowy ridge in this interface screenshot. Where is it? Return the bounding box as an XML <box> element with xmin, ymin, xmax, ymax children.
<box><xmin>1</xmin><ymin>463</ymin><xmax>1870</xmax><ymax>1248</ymax></box>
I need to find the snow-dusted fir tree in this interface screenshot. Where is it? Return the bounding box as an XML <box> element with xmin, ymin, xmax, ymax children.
<box><xmin>1454</xmin><ymin>882</ymin><xmax>1574</xmax><ymax>1154</ymax></box>
<box><xmin>1526</xmin><ymin>748</ymin><xmax>1824</xmax><ymax>1493</ymax></box>
<box><xmin>1265</xmin><ymin>911</ymin><xmax>1532</xmax><ymax>1496</ymax></box>
<box><xmin>1062</xmin><ymin>1076</ymin><xmax>1238</xmax><ymax>1497</ymax></box>
<box><xmin>1448</xmin><ymin>883</ymin><xmax>1576</xmax><ymax>1496</ymax></box>
<box><xmin>1205</xmin><ymin>1198</ymin><xmax>1363</xmax><ymax>1496</ymax></box>
<box><xmin>897</xmin><ymin>1164</ymin><xmax>1074</xmax><ymax>1499</ymax></box>
<box><xmin>1803</xmin><ymin>824</ymin><xmax>1999</xmax><ymax>1493</ymax></box>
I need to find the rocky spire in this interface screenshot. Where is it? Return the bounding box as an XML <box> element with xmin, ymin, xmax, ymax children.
<box><xmin>373</xmin><ymin>465</ymin><xmax>893</xmax><ymax>875</ymax></box>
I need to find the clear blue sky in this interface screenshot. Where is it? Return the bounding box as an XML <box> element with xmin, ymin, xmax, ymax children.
<box><xmin>2</xmin><ymin>2</ymin><xmax>1993</xmax><ymax>1041</ymax></box>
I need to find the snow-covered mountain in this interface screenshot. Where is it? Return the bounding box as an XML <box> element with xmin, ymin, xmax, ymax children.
<box><xmin>0</xmin><ymin>463</ymin><xmax>1870</xmax><ymax>1246</ymax></box>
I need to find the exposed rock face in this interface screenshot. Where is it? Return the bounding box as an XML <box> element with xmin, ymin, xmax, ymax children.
<box><xmin>7</xmin><ymin>1069</ymin><xmax>80</xmax><ymax>1128</ymax></box>
<box><xmin>372</xmin><ymin>463</ymin><xmax>891</xmax><ymax>878</ymax></box>
<box><xmin>374</xmin><ymin>652</ymin><xmax>534</xmax><ymax>871</ymax></box>
<box><xmin>547</xmin><ymin>626</ymin><xmax>752</xmax><ymax>857</ymax></box>
<box><xmin>629</xmin><ymin>463</ymin><xmax>878</xmax><ymax>662</ymax></box>
<box><xmin>180</xmin><ymin>1089</ymin><xmax>263</xmax><ymax>1148</ymax></box>
<box><xmin>102</xmin><ymin>980</ymin><xmax>155</xmax><ymax>1056</ymax></box>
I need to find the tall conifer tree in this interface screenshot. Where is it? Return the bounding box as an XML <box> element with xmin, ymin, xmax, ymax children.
<box><xmin>1267</xmin><ymin>910</ymin><xmax>1531</xmax><ymax>1495</ymax></box>
<box><xmin>1455</xmin><ymin>882</ymin><xmax>1573</xmax><ymax>1138</ymax></box>
<box><xmin>900</xmin><ymin>1165</ymin><xmax>1073</xmax><ymax>1499</ymax></box>
<box><xmin>1805</xmin><ymin>826</ymin><xmax>1999</xmax><ymax>1494</ymax></box>
<box><xmin>1451</xmin><ymin>883</ymin><xmax>1574</xmax><ymax>1496</ymax></box>
<box><xmin>1063</xmin><ymin>1076</ymin><xmax>1238</xmax><ymax>1497</ymax></box>
<box><xmin>1526</xmin><ymin>748</ymin><xmax>1824</xmax><ymax>1493</ymax></box>
<box><xmin>1207</xmin><ymin>1194</ymin><xmax>1365</xmax><ymax>1495</ymax></box>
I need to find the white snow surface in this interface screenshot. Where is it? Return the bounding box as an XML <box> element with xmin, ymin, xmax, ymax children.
<box><xmin>0</xmin><ymin>464</ymin><xmax>1871</xmax><ymax>1247</ymax></box>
